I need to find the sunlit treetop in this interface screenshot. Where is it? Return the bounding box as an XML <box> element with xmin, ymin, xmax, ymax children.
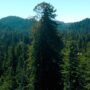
<box><xmin>34</xmin><ymin>2</ymin><xmax>57</xmax><ymax>20</ymax></box>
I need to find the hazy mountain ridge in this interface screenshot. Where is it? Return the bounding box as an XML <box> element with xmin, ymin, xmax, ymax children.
<box><xmin>0</xmin><ymin>16</ymin><xmax>36</xmax><ymax>32</ymax></box>
<box><xmin>0</xmin><ymin>16</ymin><xmax>90</xmax><ymax>32</ymax></box>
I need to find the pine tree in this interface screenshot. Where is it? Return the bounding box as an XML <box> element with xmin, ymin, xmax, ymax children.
<box><xmin>69</xmin><ymin>42</ymin><xmax>82</xmax><ymax>90</ymax></box>
<box><xmin>15</xmin><ymin>42</ymin><xmax>29</xmax><ymax>90</ymax></box>
<box><xmin>28</xmin><ymin>2</ymin><xmax>64</xmax><ymax>90</ymax></box>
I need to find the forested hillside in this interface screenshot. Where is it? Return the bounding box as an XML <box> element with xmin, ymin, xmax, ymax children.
<box><xmin>0</xmin><ymin>2</ymin><xmax>90</xmax><ymax>90</ymax></box>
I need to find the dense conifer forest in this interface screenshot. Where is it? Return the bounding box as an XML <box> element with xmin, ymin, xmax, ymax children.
<box><xmin>0</xmin><ymin>2</ymin><xmax>90</xmax><ymax>90</ymax></box>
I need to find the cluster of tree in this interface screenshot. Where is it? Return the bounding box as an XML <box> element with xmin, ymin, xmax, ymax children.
<box><xmin>0</xmin><ymin>2</ymin><xmax>90</xmax><ymax>90</ymax></box>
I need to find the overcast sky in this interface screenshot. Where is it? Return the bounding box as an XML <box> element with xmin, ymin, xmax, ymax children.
<box><xmin>0</xmin><ymin>0</ymin><xmax>90</xmax><ymax>22</ymax></box>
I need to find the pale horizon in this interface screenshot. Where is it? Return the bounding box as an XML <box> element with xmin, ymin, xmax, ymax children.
<box><xmin>0</xmin><ymin>0</ymin><xmax>90</xmax><ymax>23</ymax></box>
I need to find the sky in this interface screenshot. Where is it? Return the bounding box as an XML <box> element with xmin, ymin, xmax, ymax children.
<box><xmin>0</xmin><ymin>0</ymin><xmax>90</xmax><ymax>22</ymax></box>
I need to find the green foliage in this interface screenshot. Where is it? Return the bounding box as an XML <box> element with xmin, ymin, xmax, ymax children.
<box><xmin>0</xmin><ymin>3</ymin><xmax>90</xmax><ymax>90</ymax></box>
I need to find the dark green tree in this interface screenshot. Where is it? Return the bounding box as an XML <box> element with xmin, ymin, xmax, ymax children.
<box><xmin>15</xmin><ymin>42</ymin><xmax>29</xmax><ymax>90</ymax></box>
<box><xmin>69</xmin><ymin>42</ymin><xmax>82</xmax><ymax>90</ymax></box>
<box><xmin>28</xmin><ymin>2</ymin><xmax>64</xmax><ymax>90</ymax></box>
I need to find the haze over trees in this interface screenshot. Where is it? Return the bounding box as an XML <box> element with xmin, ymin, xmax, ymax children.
<box><xmin>0</xmin><ymin>2</ymin><xmax>90</xmax><ymax>90</ymax></box>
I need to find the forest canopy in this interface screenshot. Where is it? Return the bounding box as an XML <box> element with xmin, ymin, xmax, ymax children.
<box><xmin>0</xmin><ymin>2</ymin><xmax>90</xmax><ymax>90</ymax></box>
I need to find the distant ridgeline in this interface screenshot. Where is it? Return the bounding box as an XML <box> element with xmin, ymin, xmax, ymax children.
<box><xmin>0</xmin><ymin>16</ymin><xmax>90</xmax><ymax>33</ymax></box>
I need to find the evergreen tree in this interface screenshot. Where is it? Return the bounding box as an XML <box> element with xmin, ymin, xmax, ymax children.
<box><xmin>69</xmin><ymin>42</ymin><xmax>82</xmax><ymax>90</ymax></box>
<box><xmin>28</xmin><ymin>2</ymin><xmax>64</xmax><ymax>90</ymax></box>
<box><xmin>15</xmin><ymin>42</ymin><xmax>29</xmax><ymax>90</ymax></box>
